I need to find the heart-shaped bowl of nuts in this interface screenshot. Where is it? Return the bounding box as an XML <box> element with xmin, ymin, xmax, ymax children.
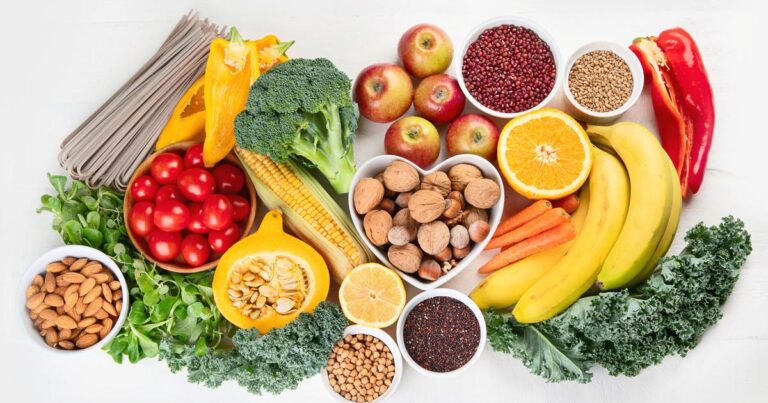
<box><xmin>348</xmin><ymin>154</ymin><xmax>504</xmax><ymax>290</ymax></box>
<box><xmin>18</xmin><ymin>245</ymin><xmax>129</xmax><ymax>354</ymax></box>
<box><xmin>321</xmin><ymin>325</ymin><xmax>403</xmax><ymax>402</ymax></box>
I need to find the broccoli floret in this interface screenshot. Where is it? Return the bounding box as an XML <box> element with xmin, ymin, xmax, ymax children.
<box><xmin>235</xmin><ymin>58</ymin><xmax>358</xmax><ymax>193</ymax></box>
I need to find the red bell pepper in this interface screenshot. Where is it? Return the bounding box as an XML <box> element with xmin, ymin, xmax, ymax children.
<box><xmin>629</xmin><ymin>27</ymin><xmax>714</xmax><ymax>198</ymax></box>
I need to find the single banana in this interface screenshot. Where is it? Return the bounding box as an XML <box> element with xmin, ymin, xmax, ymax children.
<box><xmin>470</xmin><ymin>186</ymin><xmax>590</xmax><ymax>310</ymax></box>
<box><xmin>588</xmin><ymin>122</ymin><xmax>674</xmax><ymax>291</ymax></box>
<box><xmin>513</xmin><ymin>147</ymin><xmax>629</xmax><ymax>323</ymax></box>
<box><xmin>627</xmin><ymin>154</ymin><xmax>683</xmax><ymax>286</ymax></box>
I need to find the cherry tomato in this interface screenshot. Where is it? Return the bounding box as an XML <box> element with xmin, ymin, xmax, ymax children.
<box><xmin>177</xmin><ymin>168</ymin><xmax>216</xmax><ymax>202</ymax></box>
<box><xmin>148</xmin><ymin>229</ymin><xmax>181</xmax><ymax>262</ymax></box>
<box><xmin>153</xmin><ymin>200</ymin><xmax>190</xmax><ymax>232</ymax></box>
<box><xmin>227</xmin><ymin>194</ymin><xmax>251</xmax><ymax>222</ymax></box>
<box><xmin>184</xmin><ymin>144</ymin><xmax>205</xmax><ymax>169</ymax></box>
<box><xmin>150</xmin><ymin>152</ymin><xmax>184</xmax><ymax>184</ymax></box>
<box><xmin>212</xmin><ymin>163</ymin><xmax>245</xmax><ymax>194</ymax></box>
<box><xmin>129</xmin><ymin>201</ymin><xmax>155</xmax><ymax>237</ymax></box>
<box><xmin>181</xmin><ymin>233</ymin><xmax>211</xmax><ymax>267</ymax></box>
<box><xmin>155</xmin><ymin>185</ymin><xmax>187</xmax><ymax>204</ymax></box>
<box><xmin>201</xmin><ymin>194</ymin><xmax>233</xmax><ymax>231</ymax></box>
<box><xmin>187</xmin><ymin>203</ymin><xmax>209</xmax><ymax>234</ymax></box>
<box><xmin>208</xmin><ymin>222</ymin><xmax>240</xmax><ymax>253</ymax></box>
<box><xmin>130</xmin><ymin>175</ymin><xmax>159</xmax><ymax>202</ymax></box>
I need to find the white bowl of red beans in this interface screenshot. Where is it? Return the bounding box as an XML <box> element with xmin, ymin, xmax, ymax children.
<box><xmin>456</xmin><ymin>16</ymin><xmax>562</xmax><ymax>119</ymax></box>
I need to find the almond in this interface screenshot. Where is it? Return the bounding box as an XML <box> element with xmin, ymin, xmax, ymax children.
<box><xmin>69</xmin><ymin>309</ymin><xmax>82</xmax><ymax>323</ymax></box>
<box><xmin>65</xmin><ymin>284</ymin><xmax>79</xmax><ymax>297</ymax></box>
<box><xmin>61</xmin><ymin>256</ymin><xmax>76</xmax><ymax>266</ymax></box>
<box><xmin>100</xmin><ymin>318</ymin><xmax>114</xmax><ymax>338</ymax></box>
<box><xmin>101</xmin><ymin>284</ymin><xmax>113</xmax><ymax>303</ymax></box>
<box><xmin>29</xmin><ymin>311</ymin><xmax>39</xmax><ymax>320</ymax></box>
<box><xmin>102</xmin><ymin>301</ymin><xmax>117</xmax><ymax>317</ymax></box>
<box><xmin>59</xmin><ymin>340</ymin><xmax>75</xmax><ymax>350</ymax></box>
<box><xmin>75</xmin><ymin>298</ymin><xmax>86</xmax><ymax>315</ymax></box>
<box><xmin>78</xmin><ymin>278</ymin><xmax>96</xmax><ymax>296</ymax></box>
<box><xmin>25</xmin><ymin>285</ymin><xmax>39</xmax><ymax>298</ymax></box>
<box><xmin>85</xmin><ymin>324</ymin><xmax>103</xmax><ymax>334</ymax></box>
<box><xmin>113</xmin><ymin>290</ymin><xmax>123</xmax><ymax>301</ymax></box>
<box><xmin>84</xmin><ymin>297</ymin><xmax>103</xmax><ymax>317</ymax></box>
<box><xmin>70</xmin><ymin>329</ymin><xmax>82</xmax><ymax>340</ymax></box>
<box><xmin>34</xmin><ymin>318</ymin><xmax>44</xmax><ymax>329</ymax></box>
<box><xmin>55</xmin><ymin>276</ymin><xmax>70</xmax><ymax>287</ymax></box>
<box><xmin>41</xmin><ymin>319</ymin><xmax>56</xmax><ymax>329</ymax></box>
<box><xmin>44</xmin><ymin>272</ymin><xmax>56</xmax><ymax>293</ymax></box>
<box><xmin>56</xmin><ymin>305</ymin><xmax>65</xmax><ymax>315</ymax></box>
<box><xmin>59</xmin><ymin>329</ymin><xmax>72</xmax><ymax>340</ymax></box>
<box><xmin>69</xmin><ymin>258</ymin><xmax>88</xmax><ymax>271</ymax></box>
<box><xmin>44</xmin><ymin>294</ymin><xmax>64</xmax><ymax>307</ymax></box>
<box><xmin>46</xmin><ymin>262</ymin><xmax>68</xmax><ymax>273</ymax></box>
<box><xmin>55</xmin><ymin>315</ymin><xmax>77</xmax><ymax>330</ymax></box>
<box><xmin>109</xmin><ymin>281</ymin><xmax>121</xmax><ymax>291</ymax></box>
<box><xmin>26</xmin><ymin>292</ymin><xmax>45</xmax><ymax>310</ymax></box>
<box><xmin>54</xmin><ymin>286</ymin><xmax>67</xmax><ymax>296</ymax></box>
<box><xmin>32</xmin><ymin>274</ymin><xmax>44</xmax><ymax>286</ymax></box>
<box><xmin>64</xmin><ymin>292</ymin><xmax>78</xmax><ymax>311</ymax></box>
<box><xmin>92</xmin><ymin>273</ymin><xmax>110</xmax><ymax>284</ymax></box>
<box><xmin>82</xmin><ymin>286</ymin><xmax>102</xmax><ymax>304</ymax></box>
<box><xmin>39</xmin><ymin>309</ymin><xmax>58</xmax><ymax>321</ymax></box>
<box><xmin>115</xmin><ymin>300</ymin><xmax>122</xmax><ymax>313</ymax></box>
<box><xmin>61</xmin><ymin>272</ymin><xmax>86</xmax><ymax>284</ymax></box>
<box><xmin>45</xmin><ymin>330</ymin><xmax>58</xmax><ymax>347</ymax></box>
<box><xmin>81</xmin><ymin>262</ymin><xmax>103</xmax><ymax>276</ymax></box>
<box><xmin>77</xmin><ymin>317</ymin><xmax>96</xmax><ymax>329</ymax></box>
<box><xmin>75</xmin><ymin>333</ymin><xmax>98</xmax><ymax>349</ymax></box>
<box><xmin>94</xmin><ymin>309</ymin><xmax>109</xmax><ymax>320</ymax></box>
<box><xmin>32</xmin><ymin>302</ymin><xmax>50</xmax><ymax>314</ymax></box>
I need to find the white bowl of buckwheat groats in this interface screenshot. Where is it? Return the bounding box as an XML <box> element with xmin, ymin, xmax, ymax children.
<box><xmin>563</xmin><ymin>41</ymin><xmax>645</xmax><ymax>123</ymax></box>
<box><xmin>322</xmin><ymin>325</ymin><xmax>403</xmax><ymax>403</ymax></box>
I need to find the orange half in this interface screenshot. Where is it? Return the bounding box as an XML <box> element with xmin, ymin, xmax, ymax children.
<box><xmin>497</xmin><ymin>108</ymin><xmax>593</xmax><ymax>199</ymax></box>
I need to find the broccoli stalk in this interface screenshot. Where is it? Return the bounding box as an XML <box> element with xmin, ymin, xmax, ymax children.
<box><xmin>234</xmin><ymin>58</ymin><xmax>359</xmax><ymax>193</ymax></box>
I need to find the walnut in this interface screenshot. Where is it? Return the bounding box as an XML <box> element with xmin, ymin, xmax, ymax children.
<box><xmin>462</xmin><ymin>207</ymin><xmax>488</xmax><ymax>227</ymax></box>
<box><xmin>418</xmin><ymin>259</ymin><xmax>442</xmax><ymax>281</ymax></box>
<box><xmin>383</xmin><ymin>160</ymin><xmax>420</xmax><ymax>192</ymax></box>
<box><xmin>420</xmin><ymin>171</ymin><xmax>451</xmax><ymax>197</ymax></box>
<box><xmin>388</xmin><ymin>243</ymin><xmax>422</xmax><ymax>273</ymax></box>
<box><xmin>353</xmin><ymin>178</ymin><xmax>385</xmax><ymax>214</ymax></box>
<box><xmin>392</xmin><ymin>209</ymin><xmax>418</xmax><ymax>241</ymax></box>
<box><xmin>448</xmin><ymin>164</ymin><xmax>483</xmax><ymax>191</ymax></box>
<box><xmin>387</xmin><ymin>226</ymin><xmax>412</xmax><ymax>246</ymax></box>
<box><xmin>363</xmin><ymin>210</ymin><xmax>392</xmax><ymax>246</ymax></box>
<box><xmin>408</xmin><ymin>190</ymin><xmax>445</xmax><ymax>223</ymax></box>
<box><xmin>450</xmin><ymin>225</ymin><xmax>470</xmax><ymax>249</ymax></box>
<box><xmin>417</xmin><ymin>221</ymin><xmax>450</xmax><ymax>255</ymax></box>
<box><xmin>469</xmin><ymin>220</ymin><xmax>490</xmax><ymax>243</ymax></box>
<box><xmin>464</xmin><ymin>178</ymin><xmax>501</xmax><ymax>209</ymax></box>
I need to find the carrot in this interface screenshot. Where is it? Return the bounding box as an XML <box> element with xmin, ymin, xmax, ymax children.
<box><xmin>494</xmin><ymin>200</ymin><xmax>552</xmax><ymax>237</ymax></box>
<box><xmin>552</xmin><ymin>194</ymin><xmax>580</xmax><ymax>214</ymax></box>
<box><xmin>478</xmin><ymin>222</ymin><xmax>576</xmax><ymax>274</ymax></box>
<box><xmin>486</xmin><ymin>207</ymin><xmax>570</xmax><ymax>250</ymax></box>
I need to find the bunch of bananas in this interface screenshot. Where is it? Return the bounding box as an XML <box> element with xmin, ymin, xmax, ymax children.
<box><xmin>471</xmin><ymin>122</ymin><xmax>682</xmax><ymax>323</ymax></box>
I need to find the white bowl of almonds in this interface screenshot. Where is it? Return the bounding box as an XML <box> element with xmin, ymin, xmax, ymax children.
<box><xmin>349</xmin><ymin>154</ymin><xmax>504</xmax><ymax>290</ymax></box>
<box><xmin>322</xmin><ymin>325</ymin><xmax>403</xmax><ymax>402</ymax></box>
<box><xmin>19</xmin><ymin>245</ymin><xmax>128</xmax><ymax>353</ymax></box>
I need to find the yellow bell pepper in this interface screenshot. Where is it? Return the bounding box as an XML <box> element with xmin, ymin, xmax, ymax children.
<box><xmin>155</xmin><ymin>75</ymin><xmax>206</xmax><ymax>150</ymax></box>
<box><xmin>251</xmin><ymin>35</ymin><xmax>295</xmax><ymax>73</ymax></box>
<box><xmin>213</xmin><ymin>209</ymin><xmax>330</xmax><ymax>332</ymax></box>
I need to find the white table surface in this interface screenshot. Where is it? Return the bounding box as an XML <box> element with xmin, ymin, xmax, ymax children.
<box><xmin>2</xmin><ymin>0</ymin><xmax>766</xmax><ymax>402</ymax></box>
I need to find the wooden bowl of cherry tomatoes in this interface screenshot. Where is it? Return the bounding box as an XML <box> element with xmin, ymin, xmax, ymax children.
<box><xmin>124</xmin><ymin>142</ymin><xmax>257</xmax><ymax>273</ymax></box>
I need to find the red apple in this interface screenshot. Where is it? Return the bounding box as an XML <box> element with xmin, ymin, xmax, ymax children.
<box><xmin>384</xmin><ymin>116</ymin><xmax>440</xmax><ymax>168</ymax></box>
<box><xmin>414</xmin><ymin>74</ymin><xmax>466</xmax><ymax>124</ymax></box>
<box><xmin>446</xmin><ymin>114</ymin><xmax>500</xmax><ymax>160</ymax></box>
<box><xmin>398</xmin><ymin>24</ymin><xmax>453</xmax><ymax>78</ymax></box>
<box><xmin>354</xmin><ymin>63</ymin><xmax>413</xmax><ymax>123</ymax></box>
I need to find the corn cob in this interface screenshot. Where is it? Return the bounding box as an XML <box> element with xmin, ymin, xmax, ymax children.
<box><xmin>236</xmin><ymin>147</ymin><xmax>374</xmax><ymax>282</ymax></box>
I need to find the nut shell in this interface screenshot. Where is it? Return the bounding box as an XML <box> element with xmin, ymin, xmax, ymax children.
<box><xmin>464</xmin><ymin>178</ymin><xmax>501</xmax><ymax>209</ymax></box>
<box><xmin>392</xmin><ymin>209</ymin><xmax>418</xmax><ymax>241</ymax></box>
<box><xmin>420</xmin><ymin>171</ymin><xmax>451</xmax><ymax>197</ymax></box>
<box><xmin>418</xmin><ymin>259</ymin><xmax>442</xmax><ymax>281</ymax></box>
<box><xmin>383</xmin><ymin>160</ymin><xmax>420</xmax><ymax>192</ymax></box>
<box><xmin>450</xmin><ymin>225</ymin><xmax>470</xmax><ymax>249</ymax></box>
<box><xmin>353</xmin><ymin>178</ymin><xmax>385</xmax><ymax>214</ymax></box>
<box><xmin>417</xmin><ymin>221</ymin><xmax>451</xmax><ymax>255</ymax></box>
<box><xmin>363</xmin><ymin>210</ymin><xmax>392</xmax><ymax>246</ymax></box>
<box><xmin>408</xmin><ymin>190</ymin><xmax>445</xmax><ymax>223</ymax></box>
<box><xmin>388</xmin><ymin>243</ymin><xmax>422</xmax><ymax>273</ymax></box>
<box><xmin>448</xmin><ymin>164</ymin><xmax>483</xmax><ymax>191</ymax></box>
<box><xmin>469</xmin><ymin>220</ymin><xmax>491</xmax><ymax>243</ymax></box>
<box><xmin>462</xmin><ymin>207</ymin><xmax>489</xmax><ymax>227</ymax></box>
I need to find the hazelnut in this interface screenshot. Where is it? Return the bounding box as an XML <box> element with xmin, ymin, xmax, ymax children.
<box><xmin>353</xmin><ymin>178</ymin><xmax>385</xmax><ymax>215</ymax></box>
<box><xmin>448</xmin><ymin>190</ymin><xmax>465</xmax><ymax>209</ymax></box>
<box><xmin>462</xmin><ymin>207</ymin><xmax>489</xmax><ymax>227</ymax></box>
<box><xmin>417</xmin><ymin>221</ymin><xmax>450</xmax><ymax>255</ymax></box>
<box><xmin>464</xmin><ymin>178</ymin><xmax>501</xmax><ymax>209</ymax></box>
<box><xmin>408</xmin><ymin>190</ymin><xmax>445</xmax><ymax>223</ymax></box>
<box><xmin>363</xmin><ymin>210</ymin><xmax>392</xmax><ymax>246</ymax></box>
<box><xmin>450</xmin><ymin>225</ymin><xmax>470</xmax><ymax>249</ymax></box>
<box><xmin>420</xmin><ymin>171</ymin><xmax>451</xmax><ymax>197</ymax></box>
<box><xmin>378</xmin><ymin>198</ymin><xmax>396</xmax><ymax>215</ymax></box>
<box><xmin>469</xmin><ymin>220</ymin><xmax>490</xmax><ymax>243</ymax></box>
<box><xmin>443</xmin><ymin>198</ymin><xmax>462</xmax><ymax>219</ymax></box>
<box><xmin>392</xmin><ymin>209</ymin><xmax>418</xmax><ymax>241</ymax></box>
<box><xmin>448</xmin><ymin>164</ymin><xmax>483</xmax><ymax>191</ymax></box>
<box><xmin>453</xmin><ymin>245</ymin><xmax>471</xmax><ymax>259</ymax></box>
<box><xmin>418</xmin><ymin>259</ymin><xmax>442</xmax><ymax>281</ymax></box>
<box><xmin>388</xmin><ymin>243</ymin><xmax>422</xmax><ymax>273</ymax></box>
<box><xmin>387</xmin><ymin>226</ymin><xmax>412</xmax><ymax>246</ymax></box>
<box><xmin>383</xmin><ymin>161</ymin><xmax>420</xmax><ymax>192</ymax></box>
<box><xmin>433</xmin><ymin>246</ymin><xmax>452</xmax><ymax>262</ymax></box>
<box><xmin>394</xmin><ymin>192</ymin><xmax>412</xmax><ymax>208</ymax></box>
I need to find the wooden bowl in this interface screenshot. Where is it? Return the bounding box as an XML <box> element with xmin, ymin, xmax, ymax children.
<box><xmin>124</xmin><ymin>142</ymin><xmax>257</xmax><ymax>273</ymax></box>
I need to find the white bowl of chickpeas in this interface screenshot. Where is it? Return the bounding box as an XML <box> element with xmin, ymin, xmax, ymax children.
<box><xmin>18</xmin><ymin>245</ymin><xmax>129</xmax><ymax>354</ymax></box>
<box><xmin>322</xmin><ymin>325</ymin><xmax>403</xmax><ymax>402</ymax></box>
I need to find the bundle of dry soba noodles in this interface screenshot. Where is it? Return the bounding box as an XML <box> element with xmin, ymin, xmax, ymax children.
<box><xmin>59</xmin><ymin>11</ymin><xmax>225</xmax><ymax>191</ymax></box>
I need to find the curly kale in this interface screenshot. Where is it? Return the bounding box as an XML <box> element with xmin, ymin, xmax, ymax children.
<box><xmin>234</xmin><ymin>58</ymin><xmax>358</xmax><ymax>193</ymax></box>
<box><xmin>486</xmin><ymin>216</ymin><xmax>752</xmax><ymax>383</ymax></box>
<box><xmin>160</xmin><ymin>302</ymin><xmax>348</xmax><ymax>395</ymax></box>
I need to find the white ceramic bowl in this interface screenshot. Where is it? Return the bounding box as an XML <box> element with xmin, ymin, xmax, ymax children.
<box><xmin>562</xmin><ymin>41</ymin><xmax>645</xmax><ymax>123</ymax></box>
<box><xmin>348</xmin><ymin>154</ymin><xmax>504</xmax><ymax>290</ymax></box>
<box><xmin>321</xmin><ymin>325</ymin><xmax>403</xmax><ymax>402</ymax></box>
<box><xmin>395</xmin><ymin>288</ymin><xmax>486</xmax><ymax>377</ymax></box>
<box><xmin>18</xmin><ymin>245</ymin><xmax>129</xmax><ymax>354</ymax></box>
<box><xmin>455</xmin><ymin>16</ymin><xmax>562</xmax><ymax>119</ymax></box>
